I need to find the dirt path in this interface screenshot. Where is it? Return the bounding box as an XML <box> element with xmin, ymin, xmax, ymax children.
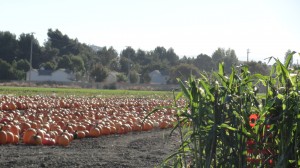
<box><xmin>0</xmin><ymin>129</ymin><xmax>179</xmax><ymax>168</ymax></box>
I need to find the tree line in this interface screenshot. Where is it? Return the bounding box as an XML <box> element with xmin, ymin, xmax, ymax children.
<box><xmin>0</xmin><ymin>29</ymin><xmax>271</xmax><ymax>83</ymax></box>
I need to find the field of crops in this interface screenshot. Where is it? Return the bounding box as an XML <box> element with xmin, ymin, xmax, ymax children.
<box><xmin>158</xmin><ymin>53</ymin><xmax>300</xmax><ymax>167</ymax></box>
<box><xmin>0</xmin><ymin>88</ymin><xmax>182</xmax><ymax>167</ymax></box>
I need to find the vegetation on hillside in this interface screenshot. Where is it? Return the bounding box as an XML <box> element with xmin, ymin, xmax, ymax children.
<box><xmin>0</xmin><ymin>29</ymin><xmax>275</xmax><ymax>83</ymax></box>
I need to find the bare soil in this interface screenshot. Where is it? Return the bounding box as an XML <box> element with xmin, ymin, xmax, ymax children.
<box><xmin>0</xmin><ymin>129</ymin><xmax>179</xmax><ymax>168</ymax></box>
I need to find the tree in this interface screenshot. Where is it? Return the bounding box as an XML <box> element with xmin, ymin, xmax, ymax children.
<box><xmin>223</xmin><ymin>48</ymin><xmax>238</xmax><ymax>73</ymax></box>
<box><xmin>116</xmin><ymin>73</ymin><xmax>128</xmax><ymax>83</ymax></box>
<box><xmin>96</xmin><ymin>46</ymin><xmax>118</xmax><ymax>65</ymax></box>
<box><xmin>169</xmin><ymin>63</ymin><xmax>200</xmax><ymax>84</ymax></box>
<box><xmin>70</xmin><ymin>55</ymin><xmax>85</xmax><ymax>73</ymax></box>
<box><xmin>47</xmin><ymin>29</ymin><xmax>79</xmax><ymax>56</ymax></box>
<box><xmin>119</xmin><ymin>56</ymin><xmax>131</xmax><ymax>74</ymax></box>
<box><xmin>194</xmin><ymin>54</ymin><xmax>214</xmax><ymax>72</ymax></box>
<box><xmin>0</xmin><ymin>59</ymin><xmax>13</xmax><ymax>80</ymax></box>
<box><xmin>0</xmin><ymin>31</ymin><xmax>18</xmax><ymax>63</ymax></box>
<box><xmin>40</xmin><ymin>61</ymin><xmax>57</xmax><ymax>70</ymax></box>
<box><xmin>212</xmin><ymin>48</ymin><xmax>239</xmax><ymax>74</ymax></box>
<box><xmin>136</xmin><ymin>49</ymin><xmax>149</xmax><ymax>66</ymax></box>
<box><xmin>154</xmin><ymin>46</ymin><xmax>167</xmax><ymax>61</ymax></box>
<box><xmin>109</xmin><ymin>58</ymin><xmax>121</xmax><ymax>71</ymax></box>
<box><xmin>129</xmin><ymin>70</ymin><xmax>139</xmax><ymax>83</ymax></box>
<box><xmin>212</xmin><ymin>48</ymin><xmax>226</xmax><ymax>68</ymax></box>
<box><xmin>57</xmin><ymin>55</ymin><xmax>72</xmax><ymax>70</ymax></box>
<box><xmin>140</xmin><ymin>71</ymin><xmax>151</xmax><ymax>84</ymax></box>
<box><xmin>13</xmin><ymin>59</ymin><xmax>30</xmax><ymax>72</ymax></box>
<box><xmin>120</xmin><ymin>46</ymin><xmax>136</xmax><ymax>60</ymax></box>
<box><xmin>90</xmin><ymin>63</ymin><xmax>109</xmax><ymax>82</ymax></box>
<box><xmin>166</xmin><ymin>48</ymin><xmax>179</xmax><ymax>66</ymax></box>
<box><xmin>17</xmin><ymin>33</ymin><xmax>42</xmax><ymax>68</ymax></box>
<box><xmin>246</xmin><ymin>61</ymin><xmax>270</xmax><ymax>75</ymax></box>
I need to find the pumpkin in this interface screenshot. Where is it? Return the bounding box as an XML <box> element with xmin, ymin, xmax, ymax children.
<box><xmin>57</xmin><ymin>134</ymin><xmax>70</xmax><ymax>146</ymax></box>
<box><xmin>0</xmin><ymin>130</ymin><xmax>7</xmax><ymax>144</ymax></box>
<box><xmin>23</xmin><ymin>128</ymin><xmax>37</xmax><ymax>144</ymax></box>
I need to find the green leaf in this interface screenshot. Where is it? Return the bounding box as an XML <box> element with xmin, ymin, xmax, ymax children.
<box><xmin>219</xmin><ymin>62</ymin><xmax>224</xmax><ymax>76</ymax></box>
<box><xmin>199</xmin><ymin>80</ymin><xmax>215</xmax><ymax>102</ymax></box>
<box><xmin>177</xmin><ymin>78</ymin><xmax>191</xmax><ymax>101</ymax></box>
<box><xmin>284</xmin><ymin>51</ymin><xmax>296</xmax><ymax>68</ymax></box>
<box><xmin>219</xmin><ymin>123</ymin><xmax>237</xmax><ymax>131</ymax></box>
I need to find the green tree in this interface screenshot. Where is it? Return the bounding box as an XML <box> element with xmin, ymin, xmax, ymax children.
<box><xmin>17</xmin><ymin>33</ymin><xmax>42</xmax><ymax>69</ymax></box>
<box><xmin>116</xmin><ymin>73</ymin><xmax>128</xmax><ymax>83</ymax></box>
<box><xmin>70</xmin><ymin>55</ymin><xmax>85</xmax><ymax>73</ymax></box>
<box><xmin>40</xmin><ymin>61</ymin><xmax>57</xmax><ymax>70</ymax></box>
<box><xmin>154</xmin><ymin>46</ymin><xmax>167</xmax><ymax>61</ymax></box>
<box><xmin>129</xmin><ymin>70</ymin><xmax>139</xmax><ymax>83</ymax></box>
<box><xmin>223</xmin><ymin>48</ymin><xmax>238</xmax><ymax>73</ymax></box>
<box><xmin>136</xmin><ymin>49</ymin><xmax>149</xmax><ymax>66</ymax></box>
<box><xmin>169</xmin><ymin>63</ymin><xmax>200</xmax><ymax>84</ymax></box>
<box><xmin>90</xmin><ymin>63</ymin><xmax>109</xmax><ymax>82</ymax></box>
<box><xmin>40</xmin><ymin>42</ymin><xmax>59</xmax><ymax>63</ymax></box>
<box><xmin>14</xmin><ymin>59</ymin><xmax>30</xmax><ymax>72</ymax></box>
<box><xmin>212</xmin><ymin>48</ymin><xmax>226</xmax><ymax>67</ymax></box>
<box><xmin>96</xmin><ymin>46</ymin><xmax>118</xmax><ymax>64</ymax></box>
<box><xmin>194</xmin><ymin>54</ymin><xmax>214</xmax><ymax>72</ymax></box>
<box><xmin>109</xmin><ymin>58</ymin><xmax>121</xmax><ymax>71</ymax></box>
<box><xmin>57</xmin><ymin>55</ymin><xmax>72</xmax><ymax>69</ymax></box>
<box><xmin>166</xmin><ymin>48</ymin><xmax>179</xmax><ymax>66</ymax></box>
<box><xmin>47</xmin><ymin>29</ymin><xmax>79</xmax><ymax>56</ymax></box>
<box><xmin>246</xmin><ymin>61</ymin><xmax>270</xmax><ymax>75</ymax></box>
<box><xmin>0</xmin><ymin>31</ymin><xmax>18</xmax><ymax>63</ymax></box>
<box><xmin>120</xmin><ymin>46</ymin><xmax>136</xmax><ymax>60</ymax></box>
<box><xmin>140</xmin><ymin>71</ymin><xmax>151</xmax><ymax>84</ymax></box>
<box><xmin>0</xmin><ymin>59</ymin><xmax>13</xmax><ymax>80</ymax></box>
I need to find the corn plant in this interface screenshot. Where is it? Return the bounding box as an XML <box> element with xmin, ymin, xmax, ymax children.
<box><xmin>149</xmin><ymin>51</ymin><xmax>300</xmax><ymax>167</ymax></box>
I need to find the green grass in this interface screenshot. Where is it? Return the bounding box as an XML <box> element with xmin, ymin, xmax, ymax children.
<box><xmin>0</xmin><ymin>86</ymin><xmax>174</xmax><ymax>98</ymax></box>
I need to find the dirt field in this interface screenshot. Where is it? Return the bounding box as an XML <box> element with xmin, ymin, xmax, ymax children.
<box><xmin>0</xmin><ymin>129</ymin><xmax>179</xmax><ymax>168</ymax></box>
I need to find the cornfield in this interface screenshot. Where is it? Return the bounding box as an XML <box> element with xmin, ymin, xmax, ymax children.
<box><xmin>151</xmin><ymin>51</ymin><xmax>300</xmax><ymax>167</ymax></box>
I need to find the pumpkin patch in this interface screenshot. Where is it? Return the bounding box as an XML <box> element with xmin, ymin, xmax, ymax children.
<box><xmin>0</xmin><ymin>95</ymin><xmax>178</xmax><ymax>147</ymax></box>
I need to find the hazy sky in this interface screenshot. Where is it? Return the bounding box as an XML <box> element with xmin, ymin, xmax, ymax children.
<box><xmin>1</xmin><ymin>0</ymin><xmax>299</xmax><ymax>63</ymax></box>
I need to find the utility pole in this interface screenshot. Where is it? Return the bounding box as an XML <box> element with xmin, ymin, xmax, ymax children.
<box><xmin>247</xmin><ymin>49</ymin><xmax>250</xmax><ymax>62</ymax></box>
<box><xmin>29</xmin><ymin>32</ymin><xmax>35</xmax><ymax>86</ymax></box>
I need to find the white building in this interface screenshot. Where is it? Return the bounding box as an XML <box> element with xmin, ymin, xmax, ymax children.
<box><xmin>26</xmin><ymin>69</ymin><xmax>75</xmax><ymax>82</ymax></box>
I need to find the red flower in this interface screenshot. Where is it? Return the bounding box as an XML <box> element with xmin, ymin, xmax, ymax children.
<box><xmin>249</xmin><ymin>114</ymin><xmax>258</xmax><ymax>128</ymax></box>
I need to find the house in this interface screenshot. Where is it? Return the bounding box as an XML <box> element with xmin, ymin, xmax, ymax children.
<box><xmin>149</xmin><ymin>70</ymin><xmax>168</xmax><ymax>84</ymax></box>
<box><xmin>26</xmin><ymin>69</ymin><xmax>75</xmax><ymax>82</ymax></box>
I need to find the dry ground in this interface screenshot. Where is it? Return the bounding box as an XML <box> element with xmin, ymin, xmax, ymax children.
<box><xmin>0</xmin><ymin>129</ymin><xmax>179</xmax><ymax>168</ymax></box>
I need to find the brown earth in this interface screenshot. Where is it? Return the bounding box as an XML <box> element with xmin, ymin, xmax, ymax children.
<box><xmin>0</xmin><ymin>129</ymin><xmax>179</xmax><ymax>168</ymax></box>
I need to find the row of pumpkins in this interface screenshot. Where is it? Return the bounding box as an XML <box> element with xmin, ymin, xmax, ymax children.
<box><xmin>0</xmin><ymin>95</ymin><xmax>181</xmax><ymax>146</ymax></box>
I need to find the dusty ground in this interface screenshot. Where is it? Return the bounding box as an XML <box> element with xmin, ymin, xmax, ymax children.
<box><xmin>0</xmin><ymin>129</ymin><xmax>179</xmax><ymax>168</ymax></box>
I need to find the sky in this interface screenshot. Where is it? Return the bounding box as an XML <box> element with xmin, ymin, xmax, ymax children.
<box><xmin>1</xmin><ymin>0</ymin><xmax>299</xmax><ymax>63</ymax></box>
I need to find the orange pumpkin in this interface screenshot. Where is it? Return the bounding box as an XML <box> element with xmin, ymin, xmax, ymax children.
<box><xmin>29</xmin><ymin>134</ymin><xmax>42</xmax><ymax>145</ymax></box>
<box><xmin>5</xmin><ymin>131</ymin><xmax>14</xmax><ymax>144</ymax></box>
<box><xmin>89</xmin><ymin>127</ymin><xmax>101</xmax><ymax>137</ymax></box>
<box><xmin>101</xmin><ymin>126</ymin><xmax>111</xmax><ymax>135</ymax></box>
<box><xmin>0</xmin><ymin>130</ymin><xmax>7</xmax><ymax>144</ymax></box>
<box><xmin>23</xmin><ymin>128</ymin><xmax>37</xmax><ymax>144</ymax></box>
<box><xmin>57</xmin><ymin>134</ymin><xmax>70</xmax><ymax>146</ymax></box>
<box><xmin>10</xmin><ymin>124</ymin><xmax>20</xmax><ymax>135</ymax></box>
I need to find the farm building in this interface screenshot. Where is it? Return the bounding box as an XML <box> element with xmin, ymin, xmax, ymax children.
<box><xmin>26</xmin><ymin>69</ymin><xmax>75</xmax><ymax>82</ymax></box>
